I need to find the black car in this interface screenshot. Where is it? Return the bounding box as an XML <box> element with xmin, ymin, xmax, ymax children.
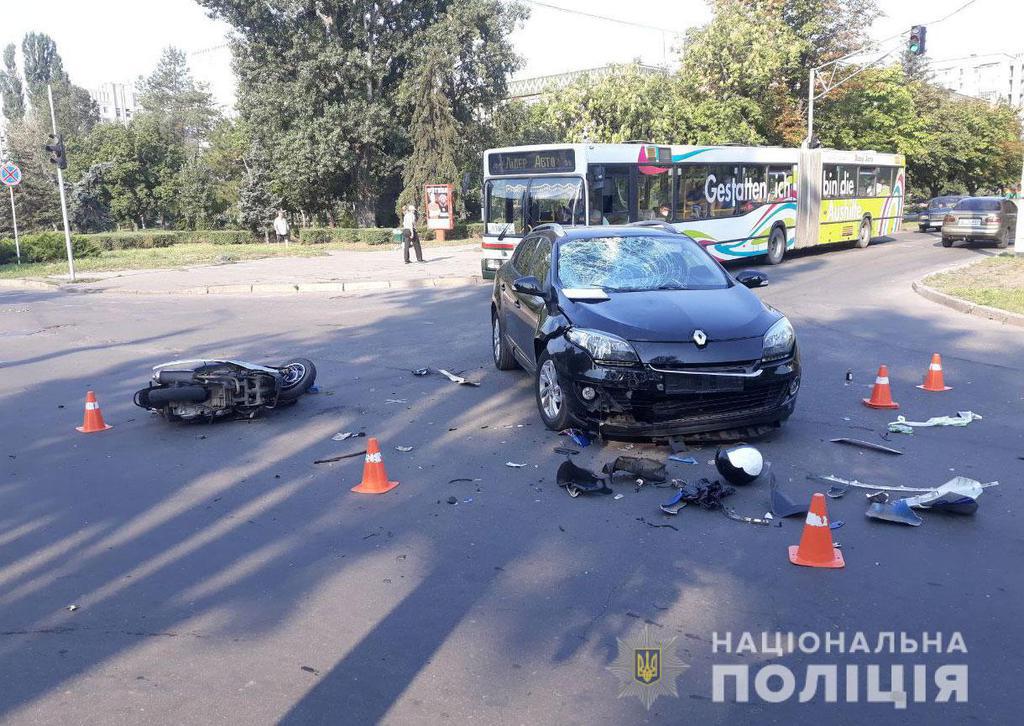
<box><xmin>490</xmin><ymin>223</ymin><xmax>800</xmax><ymax>438</ymax></box>
<box><xmin>918</xmin><ymin>195</ymin><xmax>965</xmax><ymax>232</ymax></box>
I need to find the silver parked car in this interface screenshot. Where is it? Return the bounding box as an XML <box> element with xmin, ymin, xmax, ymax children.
<box><xmin>941</xmin><ymin>197</ymin><xmax>1018</xmax><ymax>248</ymax></box>
<box><xmin>918</xmin><ymin>195</ymin><xmax>965</xmax><ymax>232</ymax></box>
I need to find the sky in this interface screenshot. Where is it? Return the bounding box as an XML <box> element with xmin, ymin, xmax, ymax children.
<box><xmin>0</xmin><ymin>0</ymin><xmax>1022</xmax><ymax>111</ymax></box>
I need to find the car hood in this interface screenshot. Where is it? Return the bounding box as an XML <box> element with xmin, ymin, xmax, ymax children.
<box><xmin>558</xmin><ymin>285</ymin><xmax>779</xmax><ymax>343</ymax></box>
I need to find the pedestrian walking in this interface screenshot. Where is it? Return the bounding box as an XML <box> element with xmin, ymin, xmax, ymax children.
<box><xmin>402</xmin><ymin>204</ymin><xmax>424</xmax><ymax>263</ymax></box>
<box><xmin>273</xmin><ymin>210</ymin><xmax>290</xmax><ymax>243</ymax></box>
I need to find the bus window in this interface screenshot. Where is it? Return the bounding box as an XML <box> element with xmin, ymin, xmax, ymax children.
<box><xmin>767</xmin><ymin>165</ymin><xmax>795</xmax><ymax>201</ymax></box>
<box><xmin>823</xmin><ymin>165</ymin><xmax>856</xmax><ymax>199</ymax></box>
<box><xmin>858</xmin><ymin>166</ymin><xmax>879</xmax><ymax>197</ymax></box>
<box><xmin>876</xmin><ymin>167</ymin><xmax>895</xmax><ymax>196</ymax></box>
<box><xmin>526</xmin><ymin>177</ymin><xmax>585</xmax><ymax>228</ymax></box>
<box><xmin>676</xmin><ymin>165</ymin><xmax>710</xmax><ymax>221</ymax></box>
<box><xmin>588</xmin><ymin>165</ymin><xmax>630</xmax><ymax>225</ymax></box>
<box><xmin>637</xmin><ymin>168</ymin><xmax>673</xmax><ymax>220</ymax></box>
<box><xmin>485</xmin><ymin>179</ymin><xmax>526</xmax><ymax>235</ymax></box>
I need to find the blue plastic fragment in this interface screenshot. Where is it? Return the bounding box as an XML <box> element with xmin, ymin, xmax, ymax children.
<box><xmin>668</xmin><ymin>455</ymin><xmax>698</xmax><ymax>465</ymax></box>
<box><xmin>307</xmin><ymin>383</ymin><xmax>320</xmax><ymax>393</ymax></box>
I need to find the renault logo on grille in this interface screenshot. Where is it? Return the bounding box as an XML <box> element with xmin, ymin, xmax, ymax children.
<box><xmin>692</xmin><ymin>329</ymin><xmax>708</xmax><ymax>348</ymax></box>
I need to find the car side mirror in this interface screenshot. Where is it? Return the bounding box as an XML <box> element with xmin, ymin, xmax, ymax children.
<box><xmin>513</xmin><ymin>275</ymin><xmax>547</xmax><ymax>298</ymax></box>
<box><xmin>736</xmin><ymin>270</ymin><xmax>768</xmax><ymax>288</ymax></box>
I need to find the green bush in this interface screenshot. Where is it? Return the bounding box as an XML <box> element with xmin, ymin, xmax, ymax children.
<box><xmin>466</xmin><ymin>222</ymin><xmax>485</xmax><ymax>238</ymax></box>
<box><xmin>299</xmin><ymin>228</ymin><xmax>333</xmax><ymax>244</ymax></box>
<box><xmin>88</xmin><ymin>231</ymin><xmax>182</xmax><ymax>250</ymax></box>
<box><xmin>0</xmin><ymin>239</ymin><xmax>18</xmax><ymax>265</ymax></box>
<box><xmin>299</xmin><ymin>227</ymin><xmax>396</xmax><ymax>245</ymax></box>
<box><xmin>17</xmin><ymin>232</ymin><xmax>101</xmax><ymax>263</ymax></box>
<box><xmin>358</xmin><ymin>228</ymin><xmax>393</xmax><ymax>245</ymax></box>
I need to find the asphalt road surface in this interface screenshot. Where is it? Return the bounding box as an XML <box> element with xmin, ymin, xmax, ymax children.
<box><xmin>1</xmin><ymin>230</ymin><xmax>1021</xmax><ymax>725</ymax></box>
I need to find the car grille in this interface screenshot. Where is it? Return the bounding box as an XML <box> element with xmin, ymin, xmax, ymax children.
<box><xmin>608</xmin><ymin>380</ymin><xmax>790</xmax><ymax>424</ymax></box>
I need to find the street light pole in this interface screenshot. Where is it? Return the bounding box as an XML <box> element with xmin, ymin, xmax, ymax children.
<box><xmin>47</xmin><ymin>84</ymin><xmax>76</xmax><ymax>282</ymax></box>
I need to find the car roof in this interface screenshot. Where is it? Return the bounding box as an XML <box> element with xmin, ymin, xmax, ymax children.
<box><xmin>545</xmin><ymin>225</ymin><xmax>684</xmax><ymax>243</ymax></box>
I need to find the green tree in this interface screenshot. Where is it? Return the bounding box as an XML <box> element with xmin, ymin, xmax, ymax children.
<box><xmin>136</xmin><ymin>47</ymin><xmax>219</xmax><ymax>146</ymax></box>
<box><xmin>198</xmin><ymin>0</ymin><xmax>526</xmax><ymax>226</ymax></box>
<box><xmin>0</xmin><ymin>117</ymin><xmax>62</xmax><ymax>233</ymax></box>
<box><xmin>174</xmin><ymin>153</ymin><xmax>217</xmax><ymax>229</ymax></box>
<box><xmin>238</xmin><ymin>139</ymin><xmax>278</xmax><ymax>239</ymax></box>
<box><xmin>70</xmin><ymin>162</ymin><xmax>114</xmax><ymax>232</ymax></box>
<box><xmin>0</xmin><ymin>44</ymin><xmax>25</xmax><ymax>122</ymax></box>
<box><xmin>205</xmin><ymin>117</ymin><xmax>249</xmax><ymax>224</ymax></box>
<box><xmin>398</xmin><ymin>45</ymin><xmax>462</xmax><ymax>217</ymax></box>
<box><xmin>19</xmin><ymin>32</ymin><xmax>97</xmax><ymax>137</ymax></box>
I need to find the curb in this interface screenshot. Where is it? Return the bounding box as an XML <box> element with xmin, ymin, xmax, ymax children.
<box><xmin>1</xmin><ymin>275</ymin><xmax>487</xmax><ymax>296</ymax></box>
<box><xmin>912</xmin><ymin>261</ymin><xmax>1024</xmax><ymax>328</ymax></box>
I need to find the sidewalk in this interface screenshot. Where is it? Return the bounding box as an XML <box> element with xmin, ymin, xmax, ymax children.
<box><xmin>8</xmin><ymin>243</ymin><xmax>486</xmax><ymax>296</ymax></box>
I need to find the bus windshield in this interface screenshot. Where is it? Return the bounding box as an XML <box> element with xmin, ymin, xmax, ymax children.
<box><xmin>485</xmin><ymin>177</ymin><xmax>584</xmax><ymax>234</ymax></box>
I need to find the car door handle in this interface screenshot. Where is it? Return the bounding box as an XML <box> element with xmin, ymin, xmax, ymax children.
<box><xmin>513</xmin><ymin>299</ymin><xmax>521</xmax><ymax>309</ymax></box>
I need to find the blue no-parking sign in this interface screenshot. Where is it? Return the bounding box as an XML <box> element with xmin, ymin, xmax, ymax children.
<box><xmin>0</xmin><ymin>161</ymin><xmax>22</xmax><ymax>187</ymax></box>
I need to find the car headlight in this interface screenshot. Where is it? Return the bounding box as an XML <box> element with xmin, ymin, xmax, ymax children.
<box><xmin>762</xmin><ymin>317</ymin><xmax>795</xmax><ymax>362</ymax></box>
<box><xmin>566</xmin><ymin>328</ymin><xmax>639</xmax><ymax>365</ymax></box>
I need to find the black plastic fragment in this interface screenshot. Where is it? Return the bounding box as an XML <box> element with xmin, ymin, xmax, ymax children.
<box><xmin>603</xmin><ymin>456</ymin><xmax>667</xmax><ymax>483</ymax></box>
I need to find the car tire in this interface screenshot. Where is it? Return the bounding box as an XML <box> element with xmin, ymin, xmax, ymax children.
<box><xmin>535</xmin><ymin>351</ymin><xmax>570</xmax><ymax>431</ymax></box>
<box><xmin>855</xmin><ymin>217</ymin><xmax>872</xmax><ymax>248</ymax></box>
<box><xmin>941</xmin><ymin>237</ymin><xmax>953</xmax><ymax>248</ymax></box>
<box><xmin>996</xmin><ymin>229</ymin><xmax>1010</xmax><ymax>249</ymax></box>
<box><xmin>765</xmin><ymin>226</ymin><xmax>786</xmax><ymax>265</ymax></box>
<box><xmin>492</xmin><ymin>310</ymin><xmax>518</xmax><ymax>371</ymax></box>
<box><xmin>918</xmin><ymin>226</ymin><xmax>928</xmax><ymax>233</ymax></box>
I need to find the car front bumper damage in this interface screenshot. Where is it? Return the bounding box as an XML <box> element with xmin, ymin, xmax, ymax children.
<box><xmin>547</xmin><ymin>338</ymin><xmax>800</xmax><ymax>438</ymax></box>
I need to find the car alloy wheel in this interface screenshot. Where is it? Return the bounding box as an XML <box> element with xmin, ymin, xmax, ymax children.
<box><xmin>492</xmin><ymin>317</ymin><xmax>501</xmax><ymax>361</ymax></box>
<box><xmin>538</xmin><ymin>359</ymin><xmax>563</xmax><ymax>421</ymax></box>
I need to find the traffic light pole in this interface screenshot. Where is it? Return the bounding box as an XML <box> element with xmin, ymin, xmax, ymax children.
<box><xmin>47</xmin><ymin>84</ymin><xmax>75</xmax><ymax>282</ymax></box>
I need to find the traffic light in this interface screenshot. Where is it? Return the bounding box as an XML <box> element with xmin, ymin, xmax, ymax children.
<box><xmin>45</xmin><ymin>133</ymin><xmax>67</xmax><ymax>170</ymax></box>
<box><xmin>908</xmin><ymin>25</ymin><xmax>927</xmax><ymax>56</ymax></box>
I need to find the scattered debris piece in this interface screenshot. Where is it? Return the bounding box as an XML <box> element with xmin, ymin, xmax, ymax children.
<box><xmin>447</xmin><ymin>496</ymin><xmax>458</xmax><ymax>504</ymax></box>
<box><xmin>314</xmin><ymin>450</ymin><xmax>367</xmax><ymax>464</ymax></box>
<box><xmin>332</xmin><ymin>431</ymin><xmax>366</xmax><ymax>442</ymax></box>
<box><xmin>668</xmin><ymin>455</ymin><xmax>698</xmax><ymax>465</ymax></box>
<box><xmin>845</xmin><ymin>369</ymin><xmax>853</xmax><ymax>383</ymax></box>
<box><xmin>613</xmin><ymin>494</ymin><xmax>624</xmax><ymax>500</ymax></box>
<box><xmin>412</xmin><ymin>368</ymin><xmax>430</xmax><ymax>376</ymax></box>
<box><xmin>715</xmin><ymin>445</ymin><xmax>764</xmax><ymax>485</ymax></box>
<box><xmin>814</xmin><ymin>473</ymin><xmax>998</xmax><ymax>494</ymax></box>
<box><xmin>385</xmin><ymin>399</ymin><xmax>407</xmax><ymax>404</ymax></box>
<box><xmin>770</xmin><ymin>475</ymin><xmax>812</xmax><ymax>517</ymax></box>
<box><xmin>722</xmin><ymin>507</ymin><xmax>774</xmax><ymax>526</ymax></box>
<box><xmin>830</xmin><ymin>438</ymin><xmax>902</xmax><ymax>455</ymax></box>
<box><xmin>66</xmin><ymin>604</ymin><xmax>78</xmax><ymax>612</ymax></box>
<box><xmin>448</xmin><ymin>478</ymin><xmax>481</xmax><ymax>484</ymax></box>
<box><xmin>668</xmin><ymin>436</ymin><xmax>689</xmax><ymax>453</ymax></box>
<box><xmin>826</xmin><ymin>484</ymin><xmax>848</xmax><ymax>499</ymax></box>
<box><xmin>887</xmin><ymin>411</ymin><xmax>982</xmax><ymax>434</ymax></box>
<box><xmin>505</xmin><ymin>461</ymin><xmax>527</xmax><ymax>468</ymax></box>
<box><xmin>674</xmin><ymin>478</ymin><xmax>735</xmax><ymax>510</ymax></box>
<box><xmin>829</xmin><ymin>520</ymin><xmax>845</xmax><ymax>530</ymax></box>
<box><xmin>557</xmin><ymin>460</ymin><xmax>612</xmax><ymax>497</ymax></box>
<box><xmin>660</xmin><ymin>490</ymin><xmax>688</xmax><ymax>515</ymax></box>
<box><xmin>395</xmin><ymin>446</ymin><xmax>414</xmax><ymax>452</ymax></box>
<box><xmin>603</xmin><ymin>456</ymin><xmax>667</xmax><ymax>483</ymax></box>
<box><xmin>637</xmin><ymin>516</ymin><xmax>678</xmax><ymax>531</ymax></box>
<box><xmin>560</xmin><ymin>428</ymin><xmax>591</xmax><ymax>447</ymax></box>
<box><xmin>301</xmin><ymin>666</ymin><xmax>320</xmax><ymax>676</ymax></box>
<box><xmin>438</xmin><ymin>369</ymin><xmax>481</xmax><ymax>387</ymax></box>
<box><xmin>866</xmin><ymin>499</ymin><xmax>923</xmax><ymax>526</ymax></box>
<box><xmin>903</xmin><ymin>477</ymin><xmax>984</xmax><ymax>514</ymax></box>
<box><xmin>553</xmin><ymin>446</ymin><xmax>580</xmax><ymax>456</ymax></box>
<box><xmin>866</xmin><ymin>491</ymin><xmax>889</xmax><ymax>503</ymax></box>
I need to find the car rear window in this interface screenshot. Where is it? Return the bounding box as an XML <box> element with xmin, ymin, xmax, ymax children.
<box><xmin>930</xmin><ymin>197</ymin><xmax>960</xmax><ymax>209</ymax></box>
<box><xmin>955</xmin><ymin>198</ymin><xmax>1000</xmax><ymax>211</ymax></box>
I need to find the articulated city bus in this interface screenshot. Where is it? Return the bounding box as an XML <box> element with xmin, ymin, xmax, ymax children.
<box><xmin>479</xmin><ymin>143</ymin><xmax>905</xmax><ymax>277</ymax></box>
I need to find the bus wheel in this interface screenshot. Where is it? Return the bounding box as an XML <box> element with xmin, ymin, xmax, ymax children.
<box><xmin>856</xmin><ymin>217</ymin><xmax>872</xmax><ymax>248</ymax></box>
<box><xmin>765</xmin><ymin>226</ymin><xmax>786</xmax><ymax>265</ymax></box>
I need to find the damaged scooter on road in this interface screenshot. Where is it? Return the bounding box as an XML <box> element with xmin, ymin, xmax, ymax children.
<box><xmin>134</xmin><ymin>358</ymin><xmax>317</xmax><ymax>422</ymax></box>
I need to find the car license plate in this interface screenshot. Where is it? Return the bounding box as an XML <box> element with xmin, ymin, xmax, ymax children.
<box><xmin>965</xmin><ymin>218</ymin><xmax>980</xmax><ymax>226</ymax></box>
<box><xmin>665</xmin><ymin>375</ymin><xmax>744</xmax><ymax>394</ymax></box>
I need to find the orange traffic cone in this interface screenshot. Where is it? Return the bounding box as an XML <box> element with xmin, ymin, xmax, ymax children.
<box><xmin>863</xmin><ymin>365</ymin><xmax>900</xmax><ymax>409</ymax></box>
<box><xmin>788</xmin><ymin>493</ymin><xmax>845</xmax><ymax>568</ymax></box>
<box><xmin>351</xmin><ymin>437</ymin><xmax>399</xmax><ymax>494</ymax></box>
<box><xmin>76</xmin><ymin>391</ymin><xmax>112</xmax><ymax>433</ymax></box>
<box><xmin>917</xmin><ymin>353</ymin><xmax>952</xmax><ymax>392</ymax></box>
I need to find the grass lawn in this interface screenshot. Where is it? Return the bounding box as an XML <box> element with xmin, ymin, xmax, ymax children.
<box><xmin>0</xmin><ymin>238</ymin><xmax>477</xmax><ymax>280</ymax></box>
<box><xmin>923</xmin><ymin>254</ymin><xmax>1024</xmax><ymax>315</ymax></box>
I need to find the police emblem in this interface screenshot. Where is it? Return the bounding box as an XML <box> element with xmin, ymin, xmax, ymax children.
<box><xmin>607</xmin><ymin>625</ymin><xmax>688</xmax><ymax>710</ymax></box>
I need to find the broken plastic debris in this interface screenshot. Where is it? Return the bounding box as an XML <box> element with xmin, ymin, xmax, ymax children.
<box><xmin>448</xmin><ymin>478</ymin><xmax>481</xmax><ymax>484</ymax></box>
<box><xmin>331</xmin><ymin>431</ymin><xmax>366</xmax><ymax>442</ymax></box>
<box><xmin>814</xmin><ymin>473</ymin><xmax>998</xmax><ymax>494</ymax></box>
<box><xmin>674</xmin><ymin>478</ymin><xmax>735</xmax><ymax>510</ymax></box>
<box><xmin>902</xmin><ymin>477</ymin><xmax>983</xmax><ymax>514</ymax></box>
<box><xmin>660</xmin><ymin>490</ymin><xmax>688</xmax><ymax>515</ymax></box>
<box><xmin>830</xmin><ymin>438</ymin><xmax>902</xmax><ymax>455</ymax></box>
<box><xmin>560</xmin><ymin>428</ymin><xmax>591</xmax><ymax>447</ymax></box>
<box><xmin>866</xmin><ymin>491</ymin><xmax>889</xmax><ymax>503</ymax></box>
<box><xmin>395</xmin><ymin>446</ymin><xmax>413</xmax><ymax>452</ymax></box>
<box><xmin>613</xmin><ymin>494</ymin><xmax>624</xmax><ymax>500</ymax></box>
<box><xmin>770</xmin><ymin>474</ymin><xmax>812</xmax><ymax>517</ymax></box>
<box><xmin>826</xmin><ymin>484</ymin><xmax>849</xmax><ymax>499</ymax></box>
<box><xmin>412</xmin><ymin>368</ymin><xmax>430</xmax><ymax>376</ymax></box>
<box><xmin>553</xmin><ymin>446</ymin><xmax>580</xmax><ymax>456</ymax></box>
<box><xmin>314</xmin><ymin>450</ymin><xmax>366</xmax><ymax>464</ymax></box>
<box><xmin>446</xmin><ymin>496</ymin><xmax>458</xmax><ymax>504</ymax></box>
<box><xmin>668</xmin><ymin>455</ymin><xmax>698</xmax><ymax>464</ymax></box>
<box><xmin>505</xmin><ymin>461</ymin><xmax>527</xmax><ymax>468</ymax></box>
<box><xmin>385</xmin><ymin>399</ymin><xmax>407</xmax><ymax>404</ymax></box>
<box><xmin>307</xmin><ymin>383</ymin><xmax>320</xmax><ymax>393</ymax></box>
<box><xmin>887</xmin><ymin>411</ymin><xmax>982</xmax><ymax>433</ymax></box>
<box><xmin>866</xmin><ymin>499</ymin><xmax>923</xmax><ymax>526</ymax></box>
<box><xmin>557</xmin><ymin>460</ymin><xmax>612</xmax><ymax>497</ymax></box>
<box><xmin>829</xmin><ymin>520</ymin><xmax>845</xmax><ymax>530</ymax></box>
<box><xmin>603</xmin><ymin>456</ymin><xmax>667</xmax><ymax>483</ymax></box>
<box><xmin>66</xmin><ymin>604</ymin><xmax>78</xmax><ymax>612</ymax></box>
<box><xmin>438</xmin><ymin>369</ymin><xmax>481</xmax><ymax>387</ymax></box>
<box><xmin>722</xmin><ymin>507</ymin><xmax>774</xmax><ymax>526</ymax></box>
